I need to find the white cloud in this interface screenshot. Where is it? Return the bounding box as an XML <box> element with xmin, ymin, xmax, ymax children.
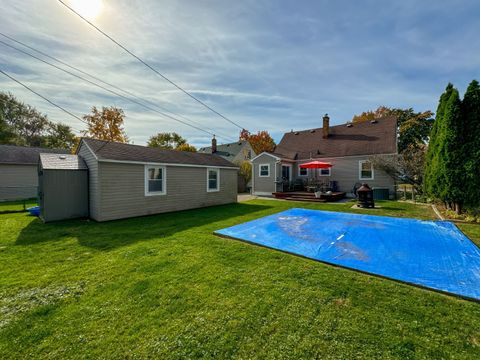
<box><xmin>1</xmin><ymin>0</ymin><xmax>479</xmax><ymax>146</ymax></box>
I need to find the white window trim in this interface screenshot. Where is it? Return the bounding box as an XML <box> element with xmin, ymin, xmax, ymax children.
<box><xmin>318</xmin><ymin>167</ymin><xmax>331</xmax><ymax>177</ymax></box>
<box><xmin>207</xmin><ymin>167</ymin><xmax>220</xmax><ymax>192</ymax></box>
<box><xmin>298</xmin><ymin>164</ymin><xmax>308</xmax><ymax>177</ymax></box>
<box><xmin>251</xmin><ymin>152</ymin><xmax>281</xmax><ymax>162</ymax></box>
<box><xmin>359</xmin><ymin>160</ymin><xmax>374</xmax><ymax>180</ymax></box>
<box><xmin>144</xmin><ymin>165</ymin><xmax>167</xmax><ymax>196</ymax></box>
<box><xmin>259</xmin><ymin>164</ymin><xmax>270</xmax><ymax>177</ymax></box>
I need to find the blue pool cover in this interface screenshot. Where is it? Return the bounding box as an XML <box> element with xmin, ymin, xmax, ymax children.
<box><xmin>215</xmin><ymin>208</ymin><xmax>480</xmax><ymax>301</ymax></box>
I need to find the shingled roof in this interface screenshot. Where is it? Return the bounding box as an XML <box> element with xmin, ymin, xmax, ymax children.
<box><xmin>198</xmin><ymin>140</ymin><xmax>251</xmax><ymax>162</ymax></box>
<box><xmin>0</xmin><ymin>144</ymin><xmax>70</xmax><ymax>165</ymax></box>
<box><xmin>40</xmin><ymin>153</ymin><xmax>88</xmax><ymax>170</ymax></box>
<box><xmin>80</xmin><ymin>138</ymin><xmax>238</xmax><ymax>168</ymax></box>
<box><xmin>273</xmin><ymin>116</ymin><xmax>398</xmax><ymax>160</ymax></box>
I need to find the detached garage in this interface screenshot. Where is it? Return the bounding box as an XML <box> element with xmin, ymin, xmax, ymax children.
<box><xmin>0</xmin><ymin>144</ymin><xmax>69</xmax><ymax>201</ymax></box>
<box><xmin>38</xmin><ymin>153</ymin><xmax>89</xmax><ymax>222</ymax></box>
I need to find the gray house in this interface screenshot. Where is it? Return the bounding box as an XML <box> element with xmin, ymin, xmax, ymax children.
<box><xmin>45</xmin><ymin>138</ymin><xmax>237</xmax><ymax>222</ymax></box>
<box><xmin>198</xmin><ymin>137</ymin><xmax>256</xmax><ymax>164</ymax></box>
<box><xmin>199</xmin><ymin>137</ymin><xmax>256</xmax><ymax>192</ymax></box>
<box><xmin>0</xmin><ymin>144</ymin><xmax>69</xmax><ymax>201</ymax></box>
<box><xmin>251</xmin><ymin>115</ymin><xmax>398</xmax><ymax>196</ymax></box>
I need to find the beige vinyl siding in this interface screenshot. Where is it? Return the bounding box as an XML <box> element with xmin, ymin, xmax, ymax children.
<box><xmin>96</xmin><ymin>162</ymin><xmax>237</xmax><ymax>222</ymax></box>
<box><xmin>252</xmin><ymin>153</ymin><xmax>279</xmax><ymax>195</ymax></box>
<box><xmin>0</xmin><ymin>164</ymin><xmax>38</xmax><ymax>200</ymax></box>
<box><xmin>296</xmin><ymin>155</ymin><xmax>395</xmax><ymax>193</ymax></box>
<box><xmin>232</xmin><ymin>142</ymin><xmax>256</xmax><ymax>164</ymax></box>
<box><xmin>77</xmin><ymin>143</ymin><xmax>100</xmax><ymax>220</ymax></box>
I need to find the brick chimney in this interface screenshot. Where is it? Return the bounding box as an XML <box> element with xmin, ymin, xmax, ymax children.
<box><xmin>322</xmin><ymin>114</ymin><xmax>330</xmax><ymax>139</ymax></box>
<box><xmin>211</xmin><ymin>135</ymin><xmax>217</xmax><ymax>153</ymax></box>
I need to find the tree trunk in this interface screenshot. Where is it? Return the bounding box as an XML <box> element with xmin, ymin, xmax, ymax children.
<box><xmin>455</xmin><ymin>202</ymin><xmax>462</xmax><ymax>215</ymax></box>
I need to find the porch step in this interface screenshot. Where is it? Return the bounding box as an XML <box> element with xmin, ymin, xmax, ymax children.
<box><xmin>273</xmin><ymin>191</ymin><xmax>346</xmax><ymax>202</ymax></box>
<box><xmin>282</xmin><ymin>196</ymin><xmax>327</xmax><ymax>203</ymax></box>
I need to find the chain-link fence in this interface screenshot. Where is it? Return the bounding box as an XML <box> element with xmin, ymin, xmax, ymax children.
<box><xmin>0</xmin><ymin>186</ymin><xmax>38</xmax><ymax>213</ymax></box>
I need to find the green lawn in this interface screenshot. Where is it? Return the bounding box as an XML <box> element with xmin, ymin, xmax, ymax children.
<box><xmin>1</xmin><ymin>199</ymin><xmax>479</xmax><ymax>359</ymax></box>
<box><xmin>0</xmin><ymin>199</ymin><xmax>37</xmax><ymax>213</ymax></box>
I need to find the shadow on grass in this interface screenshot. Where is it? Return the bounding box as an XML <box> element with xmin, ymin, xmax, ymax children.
<box><xmin>16</xmin><ymin>202</ymin><xmax>273</xmax><ymax>250</ymax></box>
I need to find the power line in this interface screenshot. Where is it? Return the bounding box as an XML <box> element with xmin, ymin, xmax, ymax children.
<box><xmin>58</xmin><ymin>0</ymin><xmax>246</xmax><ymax>131</ymax></box>
<box><xmin>0</xmin><ymin>32</ymin><xmax>237</xmax><ymax>142</ymax></box>
<box><xmin>0</xmin><ymin>39</ymin><xmax>222</xmax><ymax>139</ymax></box>
<box><xmin>0</xmin><ymin>69</ymin><xmax>88</xmax><ymax>130</ymax></box>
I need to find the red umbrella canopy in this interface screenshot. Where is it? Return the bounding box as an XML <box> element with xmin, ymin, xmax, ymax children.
<box><xmin>299</xmin><ymin>161</ymin><xmax>333</xmax><ymax>169</ymax></box>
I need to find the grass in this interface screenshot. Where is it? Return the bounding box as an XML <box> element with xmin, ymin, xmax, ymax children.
<box><xmin>0</xmin><ymin>199</ymin><xmax>479</xmax><ymax>359</ymax></box>
<box><xmin>0</xmin><ymin>199</ymin><xmax>37</xmax><ymax>214</ymax></box>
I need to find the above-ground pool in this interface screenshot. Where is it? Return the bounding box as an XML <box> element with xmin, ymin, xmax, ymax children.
<box><xmin>214</xmin><ymin>208</ymin><xmax>480</xmax><ymax>301</ymax></box>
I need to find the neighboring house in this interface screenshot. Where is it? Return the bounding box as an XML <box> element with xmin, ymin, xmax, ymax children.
<box><xmin>39</xmin><ymin>138</ymin><xmax>237</xmax><ymax>222</ymax></box>
<box><xmin>251</xmin><ymin>115</ymin><xmax>398</xmax><ymax>196</ymax></box>
<box><xmin>199</xmin><ymin>137</ymin><xmax>256</xmax><ymax>192</ymax></box>
<box><xmin>0</xmin><ymin>144</ymin><xmax>69</xmax><ymax>201</ymax></box>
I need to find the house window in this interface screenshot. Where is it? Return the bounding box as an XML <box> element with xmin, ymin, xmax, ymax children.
<box><xmin>247</xmin><ymin>150</ymin><xmax>252</xmax><ymax>159</ymax></box>
<box><xmin>259</xmin><ymin>164</ymin><xmax>270</xmax><ymax>177</ymax></box>
<box><xmin>319</xmin><ymin>168</ymin><xmax>331</xmax><ymax>176</ymax></box>
<box><xmin>145</xmin><ymin>165</ymin><xmax>166</xmax><ymax>196</ymax></box>
<box><xmin>207</xmin><ymin>168</ymin><xmax>220</xmax><ymax>192</ymax></box>
<box><xmin>298</xmin><ymin>165</ymin><xmax>308</xmax><ymax>177</ymax></box>
<box><xmin>359</xmin><ymin>160</ymin><xmax>374</xmax><ymax>180</ymax></box>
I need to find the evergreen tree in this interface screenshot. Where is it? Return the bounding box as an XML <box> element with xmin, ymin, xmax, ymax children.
<box><xmin>462</xmin><ymin>80</ymin><xmax>480</xmax><ymax>208</ymax></box>
<box><xmin>438</xmin><ymin>88</ymin><xmax>464</xmax><ymax>212</ymax></box>
<box><xmin>424</xmin><ymin>84</ymin><xmax>453</xmax><ymax>198</ymax></box>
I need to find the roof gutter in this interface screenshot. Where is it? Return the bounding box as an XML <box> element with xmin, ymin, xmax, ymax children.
<box><xmin>97</xmin><ymin>158</ymin><xmax>239</xmax><ymax>170</ymax></box>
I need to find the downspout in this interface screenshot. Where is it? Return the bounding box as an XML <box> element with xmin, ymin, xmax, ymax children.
<box><xmin>274</xmin><ymin>160</ymin><xmax>281</xmax><ymax>192</ymax></box>
<box><xmin>251</xmin><ymin>161</ymin><xmax>254</xmax><ymax>195</ymax></box>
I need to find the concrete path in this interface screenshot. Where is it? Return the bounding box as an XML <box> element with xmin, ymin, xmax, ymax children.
<box><xmin>237</xmin><ymin>194</ymin><xmax>258</xmax><ymax>202</ymax></box>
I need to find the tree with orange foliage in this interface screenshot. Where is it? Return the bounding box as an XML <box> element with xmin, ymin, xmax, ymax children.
<box><xmin>82</xmin><ymin>106</ymin><xmax>129</xmax><ymax>143</ymax></box>
<box><xmin>239</xmin><ymin>129</ymin><xmax>275</xmax><ymax>154</ymax></box>
<box><xmin>176</xmin><ymin>143</ymin><xmax>197</xmax><ymax>152</ymax></box>
<box><xmin>352</xmin><ymin>106</ymin><xmax>391</xmax><ymax>123</ymax></box>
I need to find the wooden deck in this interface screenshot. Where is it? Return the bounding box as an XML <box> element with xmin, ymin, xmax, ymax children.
<box><xmin>272</xmin><ymin>191</ymin><xmax>346</xmax><ymax>203</ymax></box>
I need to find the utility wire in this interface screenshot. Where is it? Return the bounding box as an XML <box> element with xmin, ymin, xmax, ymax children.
<box><xmin>0</xmin><ymin>32</ymin><xmax>236</xmax><ymax>142</ymax></box>
<box><xmin>0</xmin><ymin>69</ymin><xmax>88</xmax><ymax>129</ymax></box>
<box><xmin>0</xmin><ymin>40</ymin><xmax>220</xmax><ymax>139</ymax></box>
<box><xmin>58</xmin><ymin>0</ymin><xmax>246</xmax><ymax>131</ymax></box>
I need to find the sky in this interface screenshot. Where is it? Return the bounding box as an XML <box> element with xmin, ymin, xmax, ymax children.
<box><xmin>1</xmin><ymin>0</ymin><xmax>479</xmax><ymax>147</ymax></box>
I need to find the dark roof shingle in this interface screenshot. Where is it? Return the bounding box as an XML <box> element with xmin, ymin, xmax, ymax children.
<box><xmin>0</xmin><ymin>144</ymin><xmax>70</xmax><ymax>165</ymax></box>
<box><xmin>198</xmin><ymin>140</ymin><xmax>250</xmax><ymax>161</ymax></box>
<box><xmin>273</xmin><ymin>116</ymin><xmax>397</xmax><ymax>160</ymax></box>
<box><xmin>80</xmin><ymin>138</ymin><xmax>237</xmax><ymax>168</ymax></box>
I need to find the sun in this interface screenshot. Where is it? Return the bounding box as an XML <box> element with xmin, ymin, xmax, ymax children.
<box><xmin>69</xmin><ymin>0</ymin><xmax>103</xmax><ymax>21</ymax></box>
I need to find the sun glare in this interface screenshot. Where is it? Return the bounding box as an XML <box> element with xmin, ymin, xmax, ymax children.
<box><xmin>69</xmin><ymin>0</ymin><xmax>103</xmax><ymax>21</ymax></box>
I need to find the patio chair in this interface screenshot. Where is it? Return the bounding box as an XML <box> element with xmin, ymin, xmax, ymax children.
<box><xmin>352</xmin><ymin>182</ymin><xmax>362</xmax><ymax>198</ymax></box>
<box><xmin>329</xmin><ymin>181</ymin><xmax>338</xmax><ymax>192</ymax></box>
<box><xmin>292</xmin><ymin>178</ymin><xmax>305</xmax><ymax>191</ymax></box>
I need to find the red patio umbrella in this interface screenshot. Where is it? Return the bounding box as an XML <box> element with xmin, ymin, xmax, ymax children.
<box><xmin>299</xmin><ymin>161</ymin><xmax>333</xmax><ymax>169</ymax></box>
<box><xmin>300</xmin><ymin>161</ymin><xmax>334</xmax><ymax>192</ymax></box>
